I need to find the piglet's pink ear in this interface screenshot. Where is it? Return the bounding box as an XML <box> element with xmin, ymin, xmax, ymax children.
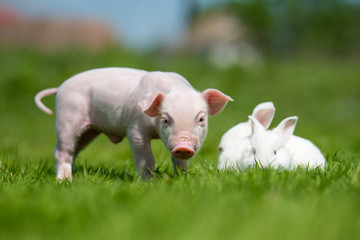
<box><xmin>201</xmin><ymin>89</ymin><xmax>233</xmax><ymax>116</ymax></box>
<box><xmin>138</xmin><ymin>92</ymin><xmax>165</xmax><ymax>117</ymax></box>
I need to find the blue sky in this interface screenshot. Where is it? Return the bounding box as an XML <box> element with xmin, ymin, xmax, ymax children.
<box><xmin>0</xmin><ymin>0</ymin><xmax>223</xmax><ymax>49</ymax></box>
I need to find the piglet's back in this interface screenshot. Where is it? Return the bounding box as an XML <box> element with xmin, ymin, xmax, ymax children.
<box><xmin>57</xmin><ymin>67</ymin><xmax>147</xmax><ymax>96</ymax></box>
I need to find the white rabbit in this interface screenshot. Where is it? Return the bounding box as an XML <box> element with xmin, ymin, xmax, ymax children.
<box><xmin>218</xmin><ymin>102</ymin><xmax>275</xmax><ymax>170</ymax></box>
<box><xmin>285</xmin><ymin>135</ymin><xmax>326</xmax><ymax>169</ymax></box>
<box><xmin>249</xmin><ymin>116</ymin><xmax>296</xmax><ymax>169</ymax></box>
<box><xmin>249</xmin><ymin>116</ymin><xmax>326</xmax><ymax>169</ymax></box>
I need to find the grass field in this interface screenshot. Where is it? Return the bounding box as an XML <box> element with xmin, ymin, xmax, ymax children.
<box><xmin>0</xmin><ymin>47</ymin><xmax>360</xmax><ymax>239</ymax></box>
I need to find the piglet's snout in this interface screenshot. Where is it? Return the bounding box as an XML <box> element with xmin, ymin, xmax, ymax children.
<box><xmin>172</xmin><ymin>145</ymin><xmax>195</xmax><ymax>159</ymax></box>
<box><xmin>170</xmin><ymin>134</ymin><xmax>198</xmax><ymax>160</ymax></box>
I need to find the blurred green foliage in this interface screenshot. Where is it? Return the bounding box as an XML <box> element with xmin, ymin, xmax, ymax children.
<box><xmin>223</xmin><ymin>0</ymin><xmax>360</xmax><ymax>55</ymax></box>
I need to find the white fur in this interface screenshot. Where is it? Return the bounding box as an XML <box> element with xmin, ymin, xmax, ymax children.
<box><xmin>218</xmin><ymin>102</ymin><xmax>326</xmax><ymax>171</ymax></box>
<box><xmin>218</xmin><ymin>102</ymin><xmax>275</xmax><ymax>170</ymax></box>
<box><xmin>249</xmin><ymin>116</ymin><xmax>296</xmax><ymax>169</ymax></box>
<box><xmin>286</xmin><ymin>136</ymin><xmax>326</xmax><ymax>169</ymax></box>
<box><xmin>249</xmin><ymin>116</ymin><xmax>326</xmax><ymax>170</ymax></box>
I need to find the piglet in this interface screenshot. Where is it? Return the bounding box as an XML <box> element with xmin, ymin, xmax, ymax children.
<box><xmin>35</xmin><ymin>67</ymin><xmax>233</xmax><ymax>181</ymax></box>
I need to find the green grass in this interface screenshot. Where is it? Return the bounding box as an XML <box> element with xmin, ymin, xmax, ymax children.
<box><xmin>0</xmin><ymin>47</ymin><xmax>360</xmax><ymax>239</ymax></box>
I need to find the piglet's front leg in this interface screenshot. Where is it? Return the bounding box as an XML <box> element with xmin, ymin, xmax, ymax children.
<box><xmin>171</xmin><ymin>158</ymin><xmax>190</xmax><ymax>176</ymax></box>
<box><xmin>127</xmin><ymin>126</ymin><xmax>155</xmax><ymax>180</ymax></box>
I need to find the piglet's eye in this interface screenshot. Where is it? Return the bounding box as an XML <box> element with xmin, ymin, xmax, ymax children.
<box><xmin>274</xmin><ymin>150</ymin><xmax>277</xmax><ymax>155</ymax></box>
<box><xmin>196</xmin><ymin>113</ymin><xmax>206</xmax><ymax>126</ymax></box>
<box><xmin>161</xmin><ymin>113</ymin><xmax>171</xmax><ymax>127</ymax></box>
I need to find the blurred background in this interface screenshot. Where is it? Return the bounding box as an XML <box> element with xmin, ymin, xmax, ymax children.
<box><xmin>0</xmin><ymin>0</ymin><xmax>359</xmax><ymax>165</ymax></box>
<box><xmin>2</xmin><ymin>0</ymin><xmax>360</xmax><ymax>58</ymax></box>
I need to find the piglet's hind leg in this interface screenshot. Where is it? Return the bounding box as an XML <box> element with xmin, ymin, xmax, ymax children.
<box><xmin>55</xmin><ymin>145</ymin><xmax>73</xmax><ymax>181</ymax></box>
<box><xmin>54</xmin><ymin>119</ymin><xmax>91</xmax><ymax>181</ymax></box>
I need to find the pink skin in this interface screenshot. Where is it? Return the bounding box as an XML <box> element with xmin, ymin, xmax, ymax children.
<box><xmin>35</xmin><ymin>67</ymin><xmax>233</xmax><ymax>181</ymax></box>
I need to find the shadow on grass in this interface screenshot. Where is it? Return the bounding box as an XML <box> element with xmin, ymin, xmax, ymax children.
<box><xmin>73</xmin><ymin>160</ymin><xmax>180</xmax><ymax>183</ymax></box>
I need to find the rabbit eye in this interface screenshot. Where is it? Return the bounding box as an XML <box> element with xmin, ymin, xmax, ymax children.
<box><xmin>274</xmin><ymin>150</ymin><xmax>277</xmax><ymax>155</ymax></box>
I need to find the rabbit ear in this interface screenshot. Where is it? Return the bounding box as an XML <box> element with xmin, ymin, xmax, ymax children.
<box><xmin>273</xmin><ymin>116</ymin><xmax>298</xmax><ymax>143</ymax></box>
<box><xmin>252</xmin><ymin>102</ymin><xmax>275</xmax><ymax>129</ymax></box>
<box><xmin>249</xmin><ymin>116</ymin><xmax>266</xmax><ymax>135</ymax></box>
